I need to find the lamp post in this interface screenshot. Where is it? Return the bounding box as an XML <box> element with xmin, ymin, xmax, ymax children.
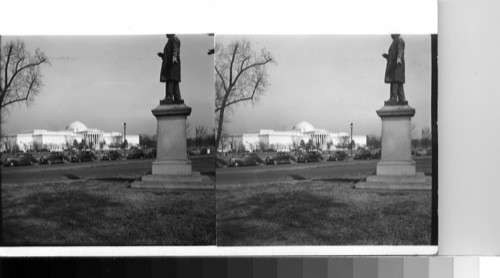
<box><xmin>350</xmin><ymin>123</ymin><xmax>353</xmax><ymax>159</ymax></box>
<box><xmin>123</xmin><ymin>122</ymin><xmax>127</xmax><ymax>157</ymax></box>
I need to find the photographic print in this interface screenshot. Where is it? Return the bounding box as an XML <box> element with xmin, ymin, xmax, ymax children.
<box><xmin>0</xmin><ymin>34</ymin><xmax>216</xmax><ymax>246</ymax></box>
<box><xmin>215</xmin><ymin>35</ymin><xmax>437</xmax><ymax>246</ymax></box>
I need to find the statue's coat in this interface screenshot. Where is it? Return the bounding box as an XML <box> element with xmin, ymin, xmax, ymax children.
<box><xmin>384</xmin><ymin>37</ymin><xmax>405</xmax><ymax>84</ymax></box>
<box><xmin>160</xmin><ymin>36</ymin><xmax>181</xmax><ymax>82</ymax></box>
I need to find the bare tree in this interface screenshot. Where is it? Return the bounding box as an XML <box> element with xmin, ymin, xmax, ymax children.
<box><xmin>421</xmin><ymin>126</ymin><xmax>432</xmax><ymax>149</ymax></box>
<box><xmin>11</xmin><ymin>142</ymin><xmax>20</xmax><ymax>153</ymax></box>
<box><xmin>258</xmin><ymin>140</ymin><xmax>268</xmax><ymax>152</ymax></box>
<box><xmin>195</xmin><ymin>125</ymin><xmax>207</xmax><ymax>148</ymax></box>
<box><xmin>215</xmin><ymin>39</ymin><xmax>276</xmax><ymax>149</ymax></box>
<box><xmin>72</xmin><ymin>139</ymin><xmax>79</xmax><ymax>150</ymax></box>
<box><xmin>99</xmin><ymin>140</ymin><xmax>106</xmax><ymax>153</ymax></box>
<box><xmin>65</xmin><ymin>136</ymin><xmax>75</xmax><ymax>150</ymax></box>
<box><xmin>0</xmin><ymin>110</ymin><xmax>6</xmax><ymax>137</ymax></box>
<box><xmin>78</xmin><ymin>139</ymin><xmax>87</xmax><ymax>151</ymax></box>
<box><xmin>291</xmin><ymin>138</ymin><xmax>299</xmax><ymax>152</ymax></box>
<box><xmin>410</xmin><ymin>122</ymin><xmax>418</xmax><ymax>138</ymax></box>
<box><xmin>326</xmin><ymin>140</ymin><xmax>333</xmax><ymax>152</ymax></box>
<box><xmin>32</xmin><ymin>141</ymin><xmax>42</xmax><ymax>152</ymax></box>
<box><xmin>336</xmin><ymin>134</ymin><xmax>351</xmax><ymax>149</ymax></box>
<box><xmin>0</xmin><ymin>39</ymin><xmax>49</xmax><ymax>111</ymax></box>
<box><xmin>110</xmin><ymin>136</ymin><xmax>123</xmax><ymax>149</ymax></box>
<box><xmin>366</xmin><ymin>135</ymin><xmax>381</xmax><ymax>149</ymax></box>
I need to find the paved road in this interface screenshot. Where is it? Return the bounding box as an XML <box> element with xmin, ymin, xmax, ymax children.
<box><xmin>1</xmin><ymin>156</ymin><xmax>432</xmax><ymax>185</ymax></box>
<box><xmin>216</xmin><ymin>156</ymin><xmax>433</xmax><ymax>185</ymax></box>
<box><xmin>1</xmin><ymin>156</ymin><xmax>215</xmax><ymax>184</ymax></box>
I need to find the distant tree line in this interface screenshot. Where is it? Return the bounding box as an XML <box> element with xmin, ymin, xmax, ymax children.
<box><xmin>138</xmin><ymin>124</ymin><xmax>216</xmax><ymax>151</ymax></box>
<box><xmin>366</xmin><ymin>126</ymin><xmax>432</xmax><ymax>151</ymax></box>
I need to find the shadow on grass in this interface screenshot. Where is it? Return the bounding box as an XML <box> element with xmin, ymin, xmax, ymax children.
<box><xmin>217</xmin><ymin>181</ymin><xmax>431</xmax><ymax>246</ymax></box>
<box><xmin>3</xmin><ymin>189</ymin><xmax>123</xmax><ymax>245</ymax></box>
<box><xmin>217</xmin><ymin>190</ymin><xmax>347</xmax><ymax>246</ymax></box>
<box><xmin>289</xmin><ymin>174</ymin><xmax>307</xmax><ymax>180</ymax></box>
<box><xmin>2</xmin><ymin>181</ymin><xmax>216</xmax><ymax>246</ymax></box>
<box><xmin>317</xmin><ymin>178</ymin><xmax>362</xmax><ymax>182</ymax></box>
<box><xmin>91</xmin><ymin>177</ymin><xmax>137</xmax><ymax>183</ymax></box>
<box><xmin>63</xmin><ymin>174</ymin><xmax>81</xmax><ymax>180</ymax></box>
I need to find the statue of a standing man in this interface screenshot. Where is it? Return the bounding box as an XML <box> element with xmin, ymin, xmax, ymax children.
<box><xmin>382</xmin><ymin>34</ymin><xmax>406</xmax><ymax>105</ymax></box>
<box><xmin>158</xmin><ymin>34</ymin><xmax>183</xmax><ymax>104</ymax></box>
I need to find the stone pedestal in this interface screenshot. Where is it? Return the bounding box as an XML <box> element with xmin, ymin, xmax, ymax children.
<box><xmin>131</xmin><ymin>104</ymin><xmax>213</xmax><ymax>190</ymax></box>
<box><xmin>376</xmin><ymin>105</ymin><xmax>416</xmax><ymax>176</ymax></box>
<box><xmin>356</xmin><ymin>105</ymin><xmax>431</xmax><ymax>190</ymax></box>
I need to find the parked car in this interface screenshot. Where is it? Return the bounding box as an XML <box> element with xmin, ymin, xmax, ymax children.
<box><xmin>101</xmin><ymin>151</ymin><xmax>122</xmax><ymax>161</ymax></box>
<box><xmin>3</xmin><ymin>153</ymin><xmax>38</xmax><ymax>167</ymax></box>
<box><xmin>415</xmin><ymin>149</ymin><xmax>427</xmax><ymax>156</ymax></box>
<box><xmin>354</xmin><ymin>149</ymin><xmax>373</xmax><ymax>160</ymax></box>
<box><xmin>296</xmin><ymin>152</ymin><xmax>322</xmax><ymax>163</ymax></box>
<box><xmin>265</xmin><ymin>152</ymin><xmax>296</xmax><ymax>165</ymax></box>
<box><xmin>71</xmin><ymin>151</ymin><xmax>96</xmax><ymax>162</ymax></box>
<box><xmin>308</xmin><ymin>151</ymin><xmax>324</xmax><ymax>160</ymax></box>
<box><xmin>127</xmin><ymin>149</ymin><xmax>146</xmax><ymax>159</ymax></box>
<box><xmin>145</xmin><ymin>148</ymin><xmax>157</xmax><ymax>158</ymax></box>
<box><xmin>39</xmin><ymin>151</ymin><xmax>66</xmax><ymax>165</ymax></box>
<box><xmin>188</xmin><ymin>148</ymin><xmax>201</xmax><ymax>155</ymax></box>
<box><xmin>327</xmin><ymin>151</ymin><xmax>348</xmax><ymax>161</ymax></box>
<box><xmin>230</xmin><ymin>153</ymin><xmax>264</xmax><ymax>167</ymax></box>
<box><xmin>216</xmin><ymin>158</ymin><xmax>229</xmax><ymax>168</ymax></box>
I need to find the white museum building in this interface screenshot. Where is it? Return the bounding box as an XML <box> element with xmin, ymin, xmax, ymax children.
<box><xmin>221</xmin><ymin>121</ymin><xmax>367</xmax><ymax>152</ymax></box>
<box><xmin>1</xmin><ymin>121</ymin><xmax>139</xmax><ymax>152</ymax></box>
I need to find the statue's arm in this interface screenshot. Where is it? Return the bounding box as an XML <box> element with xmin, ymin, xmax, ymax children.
<box><xmin>172</xmin><ymin>38</ymin><xmax>180</xmax><ymax>63</ymax></box>
<box><xmin>397</xmin><ymin>39</ymin><xmax>405</xmax><ymax>65</ymax></box>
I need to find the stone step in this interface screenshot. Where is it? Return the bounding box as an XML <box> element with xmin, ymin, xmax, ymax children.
<box><xmin>366</xmin><ymin>172</ymin><xmax>428</xmax><ymax>183</ymax></box>
<box><xmin>356</xmin><ymin>172</ymin><xmax>431</xmax><ymax>190</ymax></box>
<box><xmin>142</xmin><ymin>172</ymin><xmax>203</xmax><ymax>182</ymax></box>
<box><xmin>130</xmin><ymin>172</ymin><xmax>213</xmax><ymax>190</ymax></box>
<box><xmin>130</xmin><ymin>180</ymin><xmax>214</xmax><ymax>190</ymax></box>
<box><xmin>355</xmin><ymin>181</ymin><xmax>431</xmax><ymax>191</ymax></box>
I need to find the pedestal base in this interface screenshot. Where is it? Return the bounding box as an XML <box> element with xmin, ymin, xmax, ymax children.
<box><xmin>152</xmin><ymin>160</ymin><xmax>192</xmax><ymax>176</ymax></box>
<box><xmin>131</xmin><ymin>102</ymin><xmax>213</xmax><ymax>190</ymax></box>
<box><xmin>376</xmin><ymin>160</ymin><xmax>416</xmax><ymax>176</ymax></box>
<box><xmin>130</xmin><ymin>172</ymin><xmax>214</xmax><ymax>190</ymax></box>
<box><xmin>356</xmin><ymin>172</ymin><xmax>431</xmax><ymax>190</ymax></box>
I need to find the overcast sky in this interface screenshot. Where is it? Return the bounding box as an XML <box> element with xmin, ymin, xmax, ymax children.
<box><xmin>217</xmin><ymin>35</ymin><xmax>433</xmax><ymax>137</ymax></box>
<box><xmin>2</xmin><ymin>35</ymin><xmax>214</xmax><ymax>136</ymax></box>
<box><xmin>3</xmin><ymin>35</ymin><xmax>433</xmax><ymax>138</ymax></box>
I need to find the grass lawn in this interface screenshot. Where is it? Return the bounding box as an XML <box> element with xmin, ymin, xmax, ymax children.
<box><xmin>2</xmin><ymin>179</ymin><xmax>215</xmax><ymax>245</ymax></box>
<box><xmin>216</xmin><ymin>180</ymin><xmax>431</xmax><ymax>245</ymax></box>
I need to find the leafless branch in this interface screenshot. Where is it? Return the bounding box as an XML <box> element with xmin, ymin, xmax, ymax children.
<box><xmin>0</xmin><ymin>39</ymin><xmax>49</xmax><ymax>111</ymax></box>
<box><xmin>214</xmin><ymin>39</ymin><xmax>276</xmax><ymax>148</ymax></box>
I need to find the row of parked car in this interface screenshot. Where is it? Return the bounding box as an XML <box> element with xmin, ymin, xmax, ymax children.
<box><xmin>2</xmin><ymin>151</ymin><xmax>97</xmax><ymax>167</ymax></box>
<box><xmin>2</xmin><ymin>148</ymin><xmax>157</xmax><ymax>167</ymax></box>
<box><xmin>217</xmin><ymin>148</ymin><xmax>387</xmax><ymax>168</ymax></box>
<box><xmin>187</xmin><ymin>148</ymin><xmax>211</xmax><ymax>155</ymax></box>
<box><xmin>353</xmin><ymin>149</ymin><xmax>381</xmax><ymax>160</ymax></box>
<box><xmin>220</xmin><ymin>151</ymin><xmax>356</xmax><ymax>168</ymax></box>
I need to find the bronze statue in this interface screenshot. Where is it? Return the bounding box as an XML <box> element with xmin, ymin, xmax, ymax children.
<box><xmin>158</xmin><ymin>34</ymin><xmax>183</xmax><ymax>105</ymax></box>
<box><xmin>382</xmin><ymin>34</ymin><xmax>406</xmax><ymax>105</ymax></box>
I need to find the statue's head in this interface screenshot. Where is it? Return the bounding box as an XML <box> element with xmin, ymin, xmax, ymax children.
<box><xmin>166</xmin><ymin>34</ymin><xmax>175</xmax><ymax>39</ymax></box>
<box><xmin>391</xmin><ymin>34</ymin><xmax>400</xmax><ymax>39</ymax></box>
